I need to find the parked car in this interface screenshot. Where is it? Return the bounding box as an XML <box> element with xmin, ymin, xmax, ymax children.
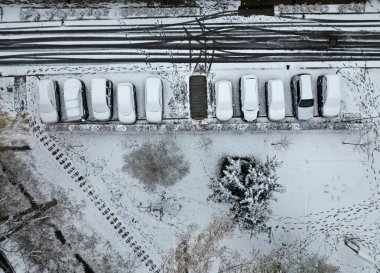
<box><xmin>215</xmin><ymin>80</ymin><xmax>233</xmax><ymax>121</ymax></box>
<box><xmin>317</xmin><ymin>74</ymin><xmax>341</xmax><ymax>118</ymax></box>
<box><xmin>117</xmin><ymin>83</ymin><xmax>136</xmax><ymax>124</ymax></box>
<box><xmin>240</xmin><ymin>74</ymin><xmax>259</xmax><ymax>122</ymax></box>
<box><xmin>291</xmin><ymin>74</ymin><xmax>314</xmax><ymax>121</ymax></box>
<box><xmin>91</xmin><ymin>78</ymin><xmax>112</xmax><ymax>121</ymax></box>
<box><xmin>63</xmin><ymin>79</ymin><xmax>88</xmax><ymax>122</ymax></box>
<box><xmin>145</xmin><ymin>78</ymin><xmax>163</xmax><ymax>123</ymax></box>
<box><xmin>266</xmin><ymin>79</ymin><xmax>285</xmax><ymax>121</ymax></box>
<box><xmin>38</xmin><ymin>79</ymin><xmax>60</xmax><ymax>123</ymax></box>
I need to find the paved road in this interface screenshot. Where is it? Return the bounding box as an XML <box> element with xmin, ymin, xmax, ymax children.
<box><xmin>1</xmin><ymin>13</ymin><xmax>380</xmax><ymax>64</ymax></box>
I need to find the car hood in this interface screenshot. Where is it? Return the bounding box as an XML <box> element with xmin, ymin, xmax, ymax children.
<box><xmin>146</xmin><ymin>111</ymin><xmax>162</xmax><ymax>123</ymax></box>
<box><xmin>93</xmin><ymin>110</ymin><xmax>111</xmax><ymax>121</ymax></box>
<box><xmin>243</xmin><ymin>109</ymin><xmax>258</xmax><ymax>122</ymax></box>
<box><xmin>297</xmin><ymin>106</ymin><xmax>314</xmax><ymax>121</ymax></box>
<box><xmin>216</xmin><ymin>109</ymin><xmax>233</xmax><ymax>121</ymax></box>
<box><xmin>322</xmin><ymin>106</ymin><xmax>340</xmax><ymax>118</ymax></box>
<box><xmin>40</xmin><ymin>110</ymin><xmax>58</xmax><ymax>123</ymax></box>
<box><xmin>268</xmin><ymin>107</ymin><xmax>285</xmax><ymax>121</ymax></box>
<box><xmin>119</xmin><ymin>112</ymin><xmax>136</xmax><ymax>124</ymax></box>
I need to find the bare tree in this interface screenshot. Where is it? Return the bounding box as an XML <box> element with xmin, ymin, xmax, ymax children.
<box><xmin>163</xmin><ymin>215</ymin><xmax>340</xmax><ymax>273</ymax></box>
<box><xmin>122</xmin><ymin>140</ymin><xmax>190</xmax><ymax>190</ymax></box>
<box><xmin>162</xmin><ymin>214</ymin><xmax>233</xmax><ymax>273</ymax></box>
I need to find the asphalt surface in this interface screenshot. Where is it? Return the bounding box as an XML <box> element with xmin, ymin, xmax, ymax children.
<box><xmin>1</xmin><ymin>13</ymin><xmax>380</xmax><ymax>64</ymax></box>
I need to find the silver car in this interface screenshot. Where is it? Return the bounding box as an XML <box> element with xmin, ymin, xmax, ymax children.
<box><xmin>91</xmin><ymin>78</ymin><xmax>112</xmax><ymax>121</ymax></box>
<box><xmin>215</xmin><ymin>80</ymin><xmax>233</xmax><ymax>121</ymax></box>
<box><xmin>240</xmin><ymin>74</ymin><xmax>259</xmax><ymax>122</ymax></box>
<box><xmin>63</xmin><ymin>79</ymin><xmax>88</xmax><ymax>122</ymax></box>
<box><xmin>117</xmin><ymin>83</ymin><xmax>136</xmax><ymax>124</ymax></box>
<box><xmin>145</xmin><ymin>78</ymin><xmax>163</xmax><ymax>123</ymax></box>
<box><xmin>317</xmin><ymin>74</ymin><xmax>341</xmax><ymax>118</ymax></box>
<box><xmin>266</xmin><ymin>79</ymin><xmax>285</xmax><ymax>121</ymax></box>
<box><xmin>38</xmin><ymin>79</ymin><xmax>60</xmax><ymax>123</ymax></box>
<box><xmin>291</xmin><ymin>74</ymin><xmax>314</xmax><ymax>121</ymax></box>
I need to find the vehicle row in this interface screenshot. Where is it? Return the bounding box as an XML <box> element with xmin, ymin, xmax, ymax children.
<box><xmin>38</xmin><ymin>73</ymin><xmax>341</xmax><ymax>124</ymax></box>
<box><xmin>38</xmin><ymin>78</ymin><xmax>163</xmax><ymax>124</ymax></box>
<box><xmin>215</xmin><ymin>73</ymin><xmax>341</xmax><ymax>122</ymax></box>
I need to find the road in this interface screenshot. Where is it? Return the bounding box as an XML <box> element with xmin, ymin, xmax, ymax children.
<box><xmin>1</xmin><ymin>12</ymin><xmax>380</xmax><ymax>65</ymax></box>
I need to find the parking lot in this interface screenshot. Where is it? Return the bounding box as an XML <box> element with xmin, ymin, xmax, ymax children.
<box><xmin>27</xmin><ymin>64</ymin><xmax>362</xmax><ymax>128</ymax></box>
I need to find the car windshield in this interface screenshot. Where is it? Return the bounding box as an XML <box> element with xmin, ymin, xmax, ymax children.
<box><xmin>93</xmin><ymin>103</ymin><xmax>109</xmax><ymax>113</ymax></box>
<box><xmin>299</xmin><ymin>99</ymin><xmax>314</xmax><ymax>108</ymax></box>
<box><xmin>270</xmin><ymin>99</ymin><xmax>283</xmax><ymax>110</ymax></box>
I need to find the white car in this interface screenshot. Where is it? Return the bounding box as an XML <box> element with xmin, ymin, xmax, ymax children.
<box><xmin>145</xmin><ymin>78</ymin><xmax>163</xmax><ymax>123</ymax></box>
<box><xmin>215</xmin><ymin>80</ymin><xmax>233</xmax><ymax>121</ymax></box>
<box><xmin>240</xmin><ymin>75</ymin><xmax>259</xmax><ymax>122</ymax></box>
<box><xmin>117</xmin><ymin>83</ymin><xmax>136</xmax><ymax>124</ymax></box>
<box><xmin>317</xmin><ymin>74</ymin><xmax>341</xmax><ymax>118</ymax></box>
<box><xmin>266</xmin><ymin>80</ymin><xmax>285</xmax><ymax>121</ymax></box>
<box><xmin>91</xmin><ymin>78</ymin><xmax>112</xmax><ymax>121</ymax></box>
<box><xmin>291</xmin><ymin>74</ymin><xmax>314</xmax><ymax>121</ymax></box>
<box><xmin>38</xmin><ymin>79</ymin><xmax>60</xmax><ymax>123</ymax></box>
<box><xmin>63</xmin><ymin>79</ymin><xmax>88</xmax><ymax>122</ymax></box>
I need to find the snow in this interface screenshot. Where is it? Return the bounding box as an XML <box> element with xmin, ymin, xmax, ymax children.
<box><xmin>1</xmin><ymin>1</ymin><xmax>380</xmax><ymax>272</ymax></box>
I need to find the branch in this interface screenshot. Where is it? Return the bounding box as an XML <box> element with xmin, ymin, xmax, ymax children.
<box><xmin>0</xmin><ymin>199</ymin><xmax>57</xmax><ymax>243</ymax></box>
<box><xmin>0</xmin><ymin>146</ymin><xmax>31</xmax><ymax>152</ymax></box>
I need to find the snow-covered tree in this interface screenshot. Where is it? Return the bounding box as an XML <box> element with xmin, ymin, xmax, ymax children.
<box><xmin>209</xmin><ymin>156</ymin><xmax>284</xmax><ymax>234</ymax></box>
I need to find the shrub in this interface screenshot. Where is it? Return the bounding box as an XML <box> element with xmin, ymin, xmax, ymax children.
<box><xmin>209</xmin><ymin>156</ymin><xmax>284</xmax><ymax>234</ymax></box>
<box><xmin>122</xmin><ymin>140</ymin><xmax>189</xmax><ymax>190</ymax></box>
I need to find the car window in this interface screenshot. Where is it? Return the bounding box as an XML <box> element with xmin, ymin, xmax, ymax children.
<box><xmin>299</xmin><ymin>99</ymin><xmax>314</xmax><ymax>108</ymax></box>
<box><xmin>297</xmin><ymin>85</ymin><xmax>300</xmax><ymax>104</ymax></box>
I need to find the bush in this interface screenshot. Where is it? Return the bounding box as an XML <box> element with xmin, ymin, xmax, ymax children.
<box><xmin>209</xmin><ymin>156</ymin><xmax>284</xmax><ymax>234</ymax></box>
<box><xmin>122</xmin><ymin>140</ymin><xmax>189</xmax><ymax>190</ymax></box>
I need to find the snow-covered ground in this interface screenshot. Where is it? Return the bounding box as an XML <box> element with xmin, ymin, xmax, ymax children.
<box><xmin>6</xmin><ymin>60</ymin><xmax>375</xmax><ymax>272</ymax></box>
<box><xmin>1</xmin><ymin>1</ymin><xmax>380</xmax><ymax>272</ymax></box>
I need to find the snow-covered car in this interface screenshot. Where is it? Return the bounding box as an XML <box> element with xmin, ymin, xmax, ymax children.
<box><xmin>317</xmin><ymin>74</ymin><xmax>341</xmax><ymax>118</ymax></box>
<box><xmin>266</xmin><ymin>79</ymin><xmax>285</xmax><ymax>121</ymax></box>
<box><xmin>215</xmin><ymin>80</ymin><xmax>233</xmax><ymax>121</ymax></box>
<box><xmin>145</xmin><ymin>78</ymin><xmax>163</xmax><ymax>123</ymax></box>
<box><xmin>63</xmin><ymin>79</ymin><xmax>88</xmax><ymax>122</ymax></box>
<box><xmin>117</xmin><ymin>83</ymin><xmax>136</xmax><ymax>124</ymax></box>
<box><xmin>291</xmin><ymin>74</ymin><xmax>314</xmax><ymax>121</ymax></box>
<box><xmin>240</xmin><ymin>74</ymin><xmax>259</xmax><ymax>122</ymax></box>
<box><xmin>91</xmin><ymin>78</ymin><xmax>112</xmax><ymax>121</ymax></box>
<box><xmin>38</xmin><ymin>79</ymin><xmax>60</xmax><ymax>123</ymax></box>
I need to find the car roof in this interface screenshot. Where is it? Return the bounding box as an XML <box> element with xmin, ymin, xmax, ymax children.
<box><xmin>299</xmin><ymin>74</ymin><xmax>313</xmax><ymax>99</ymax></box>
<box><xmin>118</xmin><ymin>84</ymin><xmax>134</xmax><ymax>115</ymax></box>
<box><xmin>268</xmin><ymin>80</ymin><xmax>283</xmax><ymax>92</ymax></box>
<box><xmin>269</xmin><ymin>80</ymin><xmax>284</xmax><ymax>98</ymax></box>
<box><xmin>146</xmin><ymin>78</ymin><xmax>161</xmax><ymax>90</ymax></box>
<box><xmin>64</xmin><ymin>78</ymin><xmax>81</xmax><ymax>89</ymax></box>
<box><xmin>38</xmin><ymin>79</ymin><xmax>54</xmax><ymax>92</ymax></box>
<box><xmin>325</xmin><ymin>74</ymin><xmax>340</xmax><ymax>96</ymax></box>
<box><xmin>91</xmin><ymin>78</ymin><xmax>108</xmax><ymax>104</ymax></box>
<box><xmin>217</xmin><ymin>81</ymin><xmax>231</xmax><ymax>97</ymax></box>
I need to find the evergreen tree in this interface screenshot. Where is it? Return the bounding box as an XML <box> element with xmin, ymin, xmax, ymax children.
<box><xmin>209</xmin><ymin>156</ymin><xmax>284</xmax><ymax>234</ymax></box>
